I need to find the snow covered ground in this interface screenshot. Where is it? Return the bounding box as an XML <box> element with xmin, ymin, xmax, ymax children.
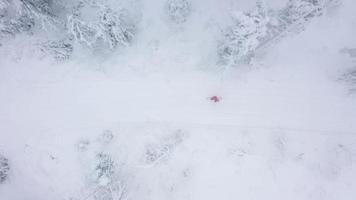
<box><xmin>1</xmin><ymin>0</ymin><xmax>356</xmax><ymax>200</ymax></box>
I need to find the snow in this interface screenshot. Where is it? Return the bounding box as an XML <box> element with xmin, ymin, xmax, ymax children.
<box><xmin>0</xmin><ymin>0</ymin><xmax>356</xmax><ymax>200</ymax></box>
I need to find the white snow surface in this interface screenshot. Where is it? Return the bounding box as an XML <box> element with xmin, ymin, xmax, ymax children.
<box><xmin>1</xmin><ymin>0</ymin><xmax>356</xmax><ymax>200</ymax></box>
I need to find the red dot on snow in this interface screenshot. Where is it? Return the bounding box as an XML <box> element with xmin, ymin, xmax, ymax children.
<box><xmin>210</xmin><ymin>96</ymin><xmax>221</xmax><ymax>103</ymax></box>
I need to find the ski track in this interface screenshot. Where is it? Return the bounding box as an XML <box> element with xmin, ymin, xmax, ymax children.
<box><xmin>1</xmin><ymin>64</ymin><xmax>356</xmax><ymax>200</ymax></box>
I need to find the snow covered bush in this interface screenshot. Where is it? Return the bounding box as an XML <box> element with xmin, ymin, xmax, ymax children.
<box><xmin>76</xmin><ymin>130</ymin><xmax>128</xmax><ymax>200</ymax></box>
<box><xmin>93</xmin><ymin>153</ymin><xmax>115</xmax><ymax>184</ymax></box>
<box><xmin>165</xmin><ymin>0</ymin><xmax>191</xmax><ymax>24</ymax></box>
<box><xmin>144</xmin><ymin>129</ymin><xmax>186</xmax><ymax>165</ymax></box>
<box><xmin>81</xmin><ymin>152</ymin><xmax>127</xmax><ymax>200</ymax></box>
<box><xmin>0</xmin><ymin>154</ymin><xmax>9</xmax><ymax>184</ymax></box>
<box><xmin>67</xmin><ymin>0</ymin><xmax>136</xmax><ymax>50</ymax></box>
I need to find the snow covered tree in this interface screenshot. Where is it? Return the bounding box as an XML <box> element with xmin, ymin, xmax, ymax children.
<box><xmin>257</xmin><ymin>0</ymin><xmax>339</xmax><ymax>50</ymax></box>
<box><xmin>165</xmin><ymin>0</ymin><xmax>191</xmax><ymax>24</ymax></box>
<box><xmin>0</xmin><ymin>0</ymin><xmax>70</xmax><ymax>60</ymax></box>
<box><xmin>0</xmin><ymin>0</ymin><xmax>59</xmax><ymax>35</ymax></box>
<box><xmin>0</xmin><ymin>0</ymin><xmax>137</xmax><ymax>60</ymax></box>
<box><xmin>67</xmin><ymin>0</ymin><xmax>136</xmax><ymax>50</ymax></box>
<box><xmin>19</xmin><ymin>0</ymin><xmax>59</xmax><ymax>30</ymax></box>
<box><xmin>218</xmin><ymin>2</ymin><xmax>269</xmax><ymax>66</ymax></box>
<box><xmin>1</xmin><ymin>1</ymin><xmax>33</xmax><ymax>38</ymax></box>
<box><xmin>218</xmin><ymin>0</ymin><xmax>339</xmax><ymax>67</ymax></box>
<box><xmin>274</xmin><ymin>0</ymin><xmax>324</xmax><ymax>34</ymax></box>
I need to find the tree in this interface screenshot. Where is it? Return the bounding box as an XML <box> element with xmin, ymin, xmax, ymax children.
<box><xmin>0</xmin><ymin>0</ymin><xmax>137</xmax><ymax>60</ymax></box>
<box><xmin>218</xmin><ymin>2</ymin><xmax>269</xmax><ymax>66</ymax></box>
<box><xmin>217</xmin><ymin>0</ymin><xmax>339</xmax><ymax>67</ymax></box>
<box><xmin>67</xmin><ymin>0</ymin><xmax>136</xmax><ymax>50</ymax></box>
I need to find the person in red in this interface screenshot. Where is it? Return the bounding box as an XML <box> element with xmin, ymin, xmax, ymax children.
<box><xmin>210</xmin><ymin>96</ymin><xmax>221</xmax><ymax>103</ymax></box>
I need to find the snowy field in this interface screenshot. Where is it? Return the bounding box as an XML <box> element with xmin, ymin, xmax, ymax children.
<box><xmin>1</xmin><ymin>0</ymin><xmax>356</xmax><ymax>199</ymax></box>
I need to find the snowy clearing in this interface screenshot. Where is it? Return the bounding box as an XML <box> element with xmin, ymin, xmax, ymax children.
<box><xmin>1</xmin><ymin>0</ymin><xmax>356</xmax><ymax>200</ymax></box>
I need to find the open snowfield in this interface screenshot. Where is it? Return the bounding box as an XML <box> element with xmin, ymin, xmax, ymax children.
<box><xmin>1</xmin><ymin>0</ymin><xmax>356</xmax><ymax>199</ymax></box>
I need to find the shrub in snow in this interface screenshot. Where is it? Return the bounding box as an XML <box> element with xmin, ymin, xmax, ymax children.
<box><xmin>144</xmin><ymin>129</ymin><xmax>186</xmax><ymax>165</ymax></box>
<box><xmin>93</xmin><ymin>153</ymin><xmax>115</xmax><ymax>185</ymax></box>
<box><xmin>67</xmin><ymin>1</ymin><xmax>136</xmax><ymax>50</ymax></box>
<box><xmin>165</xmin><ymin>0</ymin><xmax>191</xmax><ymax>24</ymax></box>
<box><xmin>76</xmin><ymin>130</ymin><xmax>127</xmax><ymax>200</ymax></box>
<box><xmin>0</xmin><ymin>154</ymin><xmax>9</xmax><ymax>183</ymax></box>
<box><xmin>87</xmin><ymin>153</ymin><xmax>127</xmax><ymax>200</ymax></box>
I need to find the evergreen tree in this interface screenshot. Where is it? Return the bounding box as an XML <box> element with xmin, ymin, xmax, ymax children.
<box><xmin>218</xmin><ymin>0</ymin><xmax>339</xmax><ymax>67</ymax></box>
